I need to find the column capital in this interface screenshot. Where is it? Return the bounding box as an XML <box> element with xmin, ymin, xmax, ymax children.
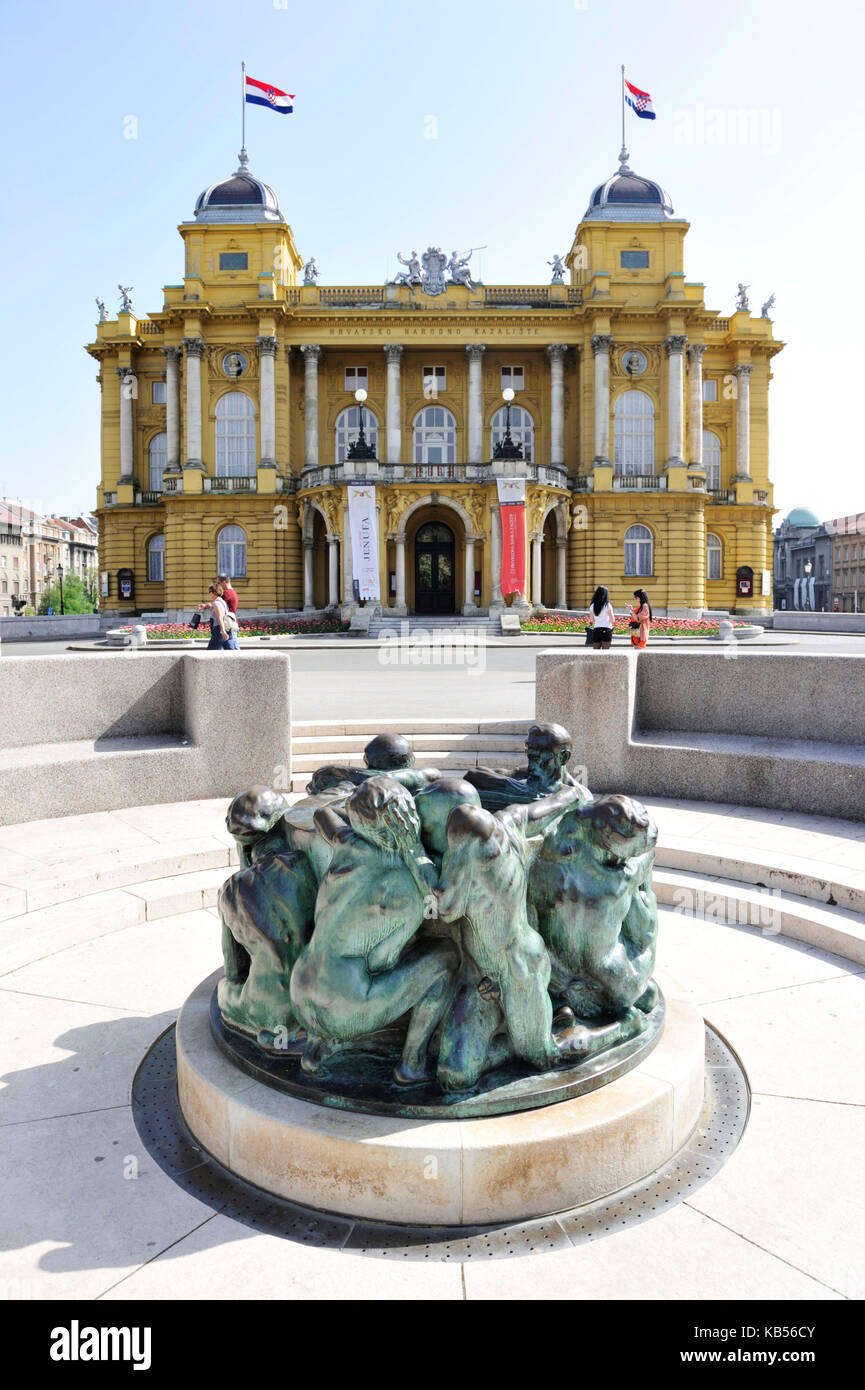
<box><xmin>115</xmin><ymin>366</ymin><xmax>137</xmax><ymax>380</ymax></box>
<box><xmin>590</xmin><ymin>334</ymin><xmax>614</xmax><ymax>355</ymax></box>
<box><xmin>300</xmin><ymin>343</ymin><xmax>321</xmax><ymax>363</ymax></box>
<box><xmin>181</xmin><ymin>336</ymin><xmax>206</xmax><ymax>358</ymax></box>
<box><xmin>546</xmin><ymin>343</ymin><xmax>569</xmax><ymax>362</ymax></box>
<box><xmin>664</xmin><ymin>334</ymin><xmax>688</xmax><ymax>357</ymax></box>
<box><xmin>465</xmin><ymin>343</ymin><xmax>486</xmax><ymax>362</ymax></box>
<box><xmin>734</xmin><ymin>363</ymin><xmax>754</xmax><ymax>379</ymax></box>
<box><xmin>257</xmin><ymin>335</ymin><xmax>279</xmax><ymax>356</ymax></box>
<box><xmin>161</xmin><ymin>345</ymin><xmax>182</xmax><ymax>364</ymax></box>
<box><xmin>687</xmin><ymin>343</ymin><xmax>707</xmax><ymax>364</ymax></box>
<box><xmin>383</xmin><ymin>343</ymin><xmax>404</xmax><ymax>363</ymax></box>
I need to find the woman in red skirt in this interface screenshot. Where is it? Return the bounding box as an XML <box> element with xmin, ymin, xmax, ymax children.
<box><xmin>630</xmin><ymin>589</ymin><xmax>652</xmax><ymax>648</ymax></box>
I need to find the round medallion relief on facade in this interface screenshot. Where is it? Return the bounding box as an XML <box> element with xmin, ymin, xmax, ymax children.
<box><xmin>622</xmin><ymin>349</ymin><xmax>648</xmax><ymax>377</ymax></box>
<box><xmin>222</xmin><ymin>351</ymin><xmax>248</xmax><ymax>379</ymax></box>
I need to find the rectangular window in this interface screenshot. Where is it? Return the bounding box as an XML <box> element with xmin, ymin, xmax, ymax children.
<box><xmin>702</xmin><ymin>380</ymin><xmax>718</xmax><ymax>402</ymax></box>
<box><xmin>219</xmin><ymin>252</ymin><xmax>248</xmax><ymax>271</ymax></box>
<box><xmin>620</xmin><ymin>250</ymin><xmax>649</xmax><ymax>269</ymax></box>
<box><xmin>344</xmin><ymin>367</ymin><xmax>368</xmax><ymax>391</ymax></box>
<box><xmin>707</xmin><ymin>550</ymin><xmax>722</xmax><ymax>581</ymax></box>
<box><xmin>422</xmin><ymin>365</ymin><xmax>446</xmax><ymax>396</ymax></box>
<box><xmin>152</xmin><ymin>381</ymin><xmax>166</xmax><ymax>404</ymax></box>
<box><xmin>501</xmin><ymin>366</ymin><xmax>524</xmax><ymax>390</ymax></box>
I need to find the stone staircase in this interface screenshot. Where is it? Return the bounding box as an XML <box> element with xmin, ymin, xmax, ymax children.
<box><xmin>366</xmin><ymin>614</ymin><xmax>500</xmax><ymax>638</ymax></box>
<box><xmin>290</xmin><ymin>718</ymin><xmax>532</xmax><ymax>793</ymax></box>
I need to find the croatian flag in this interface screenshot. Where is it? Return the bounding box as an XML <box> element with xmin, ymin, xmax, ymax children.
<box><xmin>625</xmin><ymin>79</ymin><xmax>656</xmax><ymax>120</ymax></box>
<box><xmin>245</xmin><ymin>75</ymin><xmax>294</xmax><ymax>115</ymax></box>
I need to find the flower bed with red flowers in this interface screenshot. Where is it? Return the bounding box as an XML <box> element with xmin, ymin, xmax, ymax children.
<box><xmin>522</xmin><ymin>615</ymin><xmax>748</xmax><ymax>636</ymax></box>
<box><xmin>116</xmin><ymin>618</ymin><xmax>350</xmax><ymax>639</ymax></box>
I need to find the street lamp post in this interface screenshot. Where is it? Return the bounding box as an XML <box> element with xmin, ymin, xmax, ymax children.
<box><xmin>804</xmin><ymin>559</ymin><xmax>812</xmax><ymax>611</ymax></box>
<box><xmin>57</xmin><ymin>564</ymin><xmax>65</xmax><ymax>616</ymax></box>
<box><xmin>346</xmin><ymin>388</ymin><xmax>377</xmax><ymax>463</ymax></box>
<box><xmin>492</xmin><ymin>386</ymin><xmax>524</xmax><ymax>462</ymax></box>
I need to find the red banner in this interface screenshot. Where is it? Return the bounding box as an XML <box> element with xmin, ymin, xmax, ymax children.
<box><xmin>500</xmin><ymin>504</ymin><xmax>526</xmax><ymax>598</ymax></box>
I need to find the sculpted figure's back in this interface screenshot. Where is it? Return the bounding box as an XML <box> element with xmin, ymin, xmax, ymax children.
<box><xmin>289</xmin><ymin>776</ymin><xmax>459</xmax><ymax>1084</ymax></box>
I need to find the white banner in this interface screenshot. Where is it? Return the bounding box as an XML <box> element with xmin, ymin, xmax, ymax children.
<box><xmin>347</xmin><ymin>485</ymin><xmax>380</xmax><ymax>600</ymax></box>
<box><xmin>495</xmin><ymin>477</ymin><xmax>526</xmax><ymax>506</ymax></box>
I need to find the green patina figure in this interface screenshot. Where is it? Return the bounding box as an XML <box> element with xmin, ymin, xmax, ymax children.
<box><xmin>218</xmin><ymin>787</ymin><xmax>317</xmax><ymax>1047</ymax></box>
<box><xmin>466</xmin><ymin>722</ymin><xmax>591</xmax><ymax>811</ymax></box>
<box><xmin>531</xmin><ymin>794</ymin><xmax>659</xmax><ymax>1021</ymax></box>
<box><xmin>289</xmin><ymin>776</ymin><xmax>459</xmax><ymax>1085</ymax></box>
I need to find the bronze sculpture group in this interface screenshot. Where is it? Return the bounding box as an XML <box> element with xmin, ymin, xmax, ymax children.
<box><xmin>216</xmin><ymin>725</ymin><xmax>661</xmax><ymax>1100</ymax></box>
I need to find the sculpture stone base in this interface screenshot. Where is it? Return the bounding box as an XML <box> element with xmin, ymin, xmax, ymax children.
<box><xmin>177</xmin><ymin>969</ymin><xmax>705</xmax><ymax>1226</ymax></box>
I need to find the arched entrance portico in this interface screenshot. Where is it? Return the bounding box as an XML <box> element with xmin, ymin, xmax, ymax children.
<box><xmin>391</xmin><ymin>496</ymin><xmax>480</xmax><ymax>616</ymax></box>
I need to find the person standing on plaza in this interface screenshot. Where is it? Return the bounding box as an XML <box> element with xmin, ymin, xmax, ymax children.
<box><xmin>587</xmin><ymin>585</ymin><xmax>615</xmax><ymax>650</ymax></box>
<box><xmin>630</xmin><ymin>589</ymin><xmax>652</xmax><ymax>649</ymax></box>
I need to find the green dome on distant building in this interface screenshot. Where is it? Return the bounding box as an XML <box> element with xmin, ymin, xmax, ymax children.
<box><xmin>785</xmin><ymin>506</ymin><xmax>821</xmax><ymax>528</ymax></box>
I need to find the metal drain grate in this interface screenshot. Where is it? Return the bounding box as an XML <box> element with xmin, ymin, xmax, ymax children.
<box><xmin>132</xmin><ymin>1023</ymin><xmax>749</xmax><ymax>1261</ymax></box>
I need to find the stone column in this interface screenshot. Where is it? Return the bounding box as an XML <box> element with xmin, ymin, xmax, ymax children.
<box><xmin>590</xmin><ymin>334</ymin><xmax>613</xmax><ymax>465</ymax></box>
<box><xmin>181</xmin><ymin>337</ymin><xmax>205</xmax><ymax>468</ymax></box>
<box><xmin>466</xmin><ymin>344</ymin><xmax>486</xmax><ymax>464</ymax></box>
<box><xmin>734</xmin><ymin>364</ymin><xmax>753</xmax><ymax>480</ymax></box>
<box><xmin>687</xmin><ymin>343</ymin><xmax>706</xmax><ymax>467</ymax></box>
<box><xmin>664</xmin><ymin>334</ymin><xmax>688</xmax><ymax>466</ymax></box>
<box><xmin>395</xmin><ymin>534</ymin><xmax>406</xmax><ymax>610</ymax></box>
<box><xmin>531</xmin><ymin>536</ymin><xmax>543</xmax><ymax>607</ymax></box>
<box><xmin>300</xmin><ymin>344</ymin><xmax>321</xmax><ymax>471</ymax></box>
<box><xmin>303</xmin><ymin>542</ymin><xmax>315</xmax><ymax>610</ymax></box>
<box><xmin>257</xmin><ymin>336</ymin><xmax>278</xmax><ymax>466</ymax></box>
<box><xmin>383</xmin><ymin>344</ymin><xmax>403</xmax><ymax>464</ymax></box>
<box><xmin>162</xmin><ymin>346</ymin><xmax>181</xmax><ymax>472</ymax></box>
<box><xmin>464</xmin><ymin>535</ymin><xmax>476</xmax><ymax>613</ymax></box>
<box><xmin>116</xmin><ymin>367</ymin><xmax>137</xmax><ymax>484</ymax></box>
<box><xmin>327</xmin><ymin>536</ymin><xmax>339</xmax><ymax>608</ymax></box>
<box><xmin>546</xmin><ymin>344</ymin><xmax>568</xmax><ymax>467</ymax></box>
<box><xmin>490</xmin><ymin>504</ymin><xmax>503</xmax><ymax>606</ymax></box>
<box><xmin>556</xmin><ymin>538</ymin><xmax>567</xmax><ymax>609</ymax></box>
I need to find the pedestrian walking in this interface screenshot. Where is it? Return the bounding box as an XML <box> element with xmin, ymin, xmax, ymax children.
<box><xmin>630</xmin><ymin>589</ymin><xmax>652</xmax><ymax>648</ymax></box>
<box><xmin>201</xmin><ymin>583</ymin><xmax>238</xmax><ymax>651</ymax></box>
<box><xmin>587</xmin><ymin>586</ymin><xmax>615</xmax><ymax>650</ymax></box>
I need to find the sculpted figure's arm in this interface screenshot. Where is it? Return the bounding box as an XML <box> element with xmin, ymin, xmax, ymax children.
<box><xmin>307</xmin><ymin>764</ymin><xmax>369</xmax><ymax>794</ymax></box>
<box><xmin>501</xmin><ymin>784</ymin><xmax>587</xmax><ymax>837</ymax></box>
<box><xmin>313</xmin><ymin>804</ymin><xmax>352</xmax><ymax>845</ymax></box>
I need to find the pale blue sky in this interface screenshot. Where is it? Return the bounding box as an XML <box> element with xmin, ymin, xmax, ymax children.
<box><xmin>2</xmin><ymin>0</ymin><xmax>862</xmax><ymax>521</ymax></box>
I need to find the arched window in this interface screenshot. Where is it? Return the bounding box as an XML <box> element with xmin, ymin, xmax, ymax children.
<box><xmin>147</xmin><ymin>533</ymin><xmax>164</xmax><ymax>582</ymax></box>
<box><xmin>624</xmin><ymin>524</ymin><xmax>653</xmax><ymax>577</ymax></box>
<box><xmin>334</xmin><ymin>405</ymin><xmax>379</xmax><ymax>465</ymax></box>
<box><xmin>707</xmin><ymin>532</ymin><xmax>722</xmax><ymax>581</ymax></box>
<box><xmin>614</xmin><ymin>390</ymin><xmax>654</xmax><ymax>475</ymax></box>
<box><xmin>217</xmin><ymin>525</ymin><xmax>246</xmax><ymax>579</ymax></box>
<box><xmin>490</xmin><ymin>405</ymin><xmax>534</xmax><ymax>462</ymax></box>
<box><xmin>148</xmin><ymin>432</ymin><xmax>167</xmax><ymax>492</ymax></box>
<box><xmin>703</xmin><ymin>430</ymin><xmax>721</xmax><ymax>491</ymax></box>
<box><xmin>215</xmin><ymin>392</ymin><xmax>256</xmax><ymax>477</ymax></box>
<box><xmin>413</xmin><ymin>406</ymin><xmax>457</xmax><ymax>465</ymax></box>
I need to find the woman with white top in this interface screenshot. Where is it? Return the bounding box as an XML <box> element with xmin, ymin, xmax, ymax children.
<box><xmin>204</xmin><ymin>583</ymin><xmax>238</xmax><ymax>651</ymax></box>
<box><xmin>587</xmin><ymin>585</ymin><xmax>615</xmax><ymax>650</ymax></box>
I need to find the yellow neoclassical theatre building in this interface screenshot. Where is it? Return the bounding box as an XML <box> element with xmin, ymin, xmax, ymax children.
<box><xmin>89</xmin><ymin>145</ymin><xmax>782</xmax><ymax>619</ymax></box>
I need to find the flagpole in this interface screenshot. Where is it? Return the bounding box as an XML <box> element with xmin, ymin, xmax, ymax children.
<box><xmin>241</xmin><ymin>60</ymin><xmax>246</xmax><ymax>158</ymax></box>
<box><xmin>621</xmin><ymin>64</ymin><xmax>626</xmax><ymax>158</ymax></box>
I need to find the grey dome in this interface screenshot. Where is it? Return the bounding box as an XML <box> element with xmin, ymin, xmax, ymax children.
<box><xmin>584</xmin><ymin>150</ymin><xmax>676</xmax><ymax>222</ymax></box>
<box><xmin>195</xmin><ymin>150</ymin><xmax>283</xmax><ymax>223</ymax></box>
